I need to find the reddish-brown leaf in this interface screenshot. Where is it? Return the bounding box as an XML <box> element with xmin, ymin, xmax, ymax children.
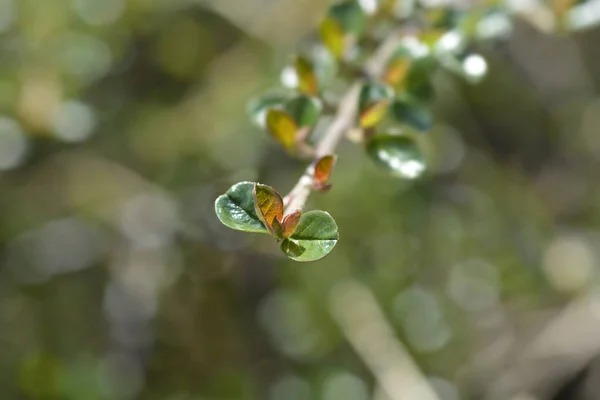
<box><xmin>252</xmin><ymin>184</ymin><xmax>284</xmax><ymax>235</ymax></box>
<box><xmin>314</xmin><ymin>155</ymin><xmax>336</xmax><ymax>184</ymax></box>
<box><xmin>281</xmin><ymin>209</ymin><xmax>302</xmax><ymax>238</ymax></box>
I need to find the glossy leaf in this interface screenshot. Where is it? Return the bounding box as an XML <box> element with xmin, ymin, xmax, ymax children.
<box><xmin>294</xmin><ymin>56</ymin><xmax>319</xmax><ymax>95</ymax></box>
<box><xmin>360</xmin><ymin>101</ymin><xmax>390</xmax><ymax>129</ymax></box>
<box><xmin>284</xmin><ymin>95</ymin><xmax>322</xmax><ymax>129</ymax></box>
<box><xmin>247</xmin><ymin>95</ymin><xmax>286</xmax><ymax>128</ymax></box>
<box><xmin>384</xmin><ymin>40</ymin><xmax>427</xmax><ymax>89</ymax></box>
<box><xmin>214</xmin><ymin>182</ymin><xmax>268</xmax><ymax>233</ymax></box>
<box><xmin>392</xmin><ymin>96</ymin><xmax>433</xmax><ymax>132</ymax></box>
<box><xmin>366</xmin><ymin>134</ymin><xmax>426</xmax><ymax>179</ymax></box>
<box><xmin>280</xmin><ymin>210</ymin><xmax>339</xmax><ymax>262</ymax></box>
<box><xmin>404</xmin><ymin>57</ymin><xmax>436</xmax><ymax>102</ymax></box>
<box><xmin>266</xmin><ymin>109</ymin><xmax>298</xmax><ymax>150</ymax></box>
<box><xmin>252</xmin><ymin>184</ymin><xmax>284</xmax><ymax>235</ymax></box>
<box><xmin>384</xmin><ymin>56</ymin><xmax>412</xmax><ymax>87</ymax></box>
<box><xmin>313</xmin><ymin>155</ymin><xmax>336</xmax><ymax>184</ymax></box>
<box><xmin>320</xmin><ymin>18</ymin><xmax>346</xmax><ymax>58</ymax></box>
<box><xmin>329</xmin><ymin>1</ymin><xmax>366</xmax><ymax>35</ymax></box>
<box><xmin>359</xmin><ymin>82</ymin><xmax>394</xmax><ymax>129</ymax></box>
<box><xmin>386</xmin><ymin>38</ymin><xmax>436</xmax><ymax>101</ymax></box>
<box><xmin>280</xmin><ymin>239</ymin><xmax>305</xmax><ymax>259</ymax></box>
<box><xmin>281</xmin><ymin>209</ymin><xmax>302</xmax><ymax>238</ymax></box>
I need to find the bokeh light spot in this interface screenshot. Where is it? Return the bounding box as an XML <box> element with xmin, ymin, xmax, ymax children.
<box><xmin>0</xmin><ymin>117</ymin><xmax>28</xmax><ymax>170</ymax></box>
<box><xmin>269</xmin><ymin>374</ymin><xmax>311</xmax><ymax>400</ymax></box>
<box><xmin>543</xmin><ymin>234</ymin><xmax>595</xmax><ymax>294</ymax></box>
<box><xmin>52</xmin><ymin>100</ymin><xmax>96</xmax><ymax>142</ymax></box>
<box><xmin>72</xmin><ymin>0</ymin><xmax>126</xmax><ymax>26</ymax></box>
<box><xmin>447</xmin><ymin>259</ymin><xmax>500</xmax><ymax>313</ymax></box>
<box><xmin>322</xmin><ymin>372</ymin><xmax>369</xmax><ymax>400</ymax></box>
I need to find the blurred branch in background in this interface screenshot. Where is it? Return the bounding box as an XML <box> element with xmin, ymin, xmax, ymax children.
<box><xmin>330</xmin><ymin>280</ymin><xmax>440</xmax><ymax>400</ymax></box>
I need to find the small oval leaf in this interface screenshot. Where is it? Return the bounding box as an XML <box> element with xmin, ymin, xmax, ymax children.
<box><xmin>384</xmin><ymin>56</ymin><xmax>412</xmax><ymax>87</ymax></box>
<box><xmin>285</xmin><ymin>95</ymin><xmax>322</xmax><ymax>129</ymax></box>
<box><xmin>281</xmin><ymin>210</ymin><xmax>339</xmax><ymax>262</ymax></box>
<box><xmin>330</xmin><ymin>1</ymin><xmax>367</xmax><ymax>36</ymax></box>
<box><xmin>359</xmin><ymin>82</ymin><xmax>394</xmax><ymax>129</ymax></box>
<box><xmin>294</xmin><ymin>56</ymin><xmax>319</xmax><ymax>95</ymax></box>
<box><xmin>266</xmin><ymin>109</ymin><xmax>298</xmax><ymax>150</ymax></box>
<box><xmin>247</xmin><ymin>95</ymin><xmax>287</xmax><ymax>128</ymax></box>
<box><xmin>392</xmin><ymin>96</ymin><xmax>433</xmax><ymax>132</ymax></box>
<box><xmin>313</xmin><ymin>155</ymin><xmax>336</xmax><ymax>184</ymax></box>
<box><xmin>367</xmin><ymin>134</ymin><xmax>426</xmax><ymax>179</ymax></box>
<box><xmin>320</xmin><ymin>18</ymin><xmax>346</xmax><ymax>58</ymax></box>
<box><xmin>281</xmin><ymin>239</ymin><xmax>305</xmax><ymax>259</ymax></box>
<box><xmin>405</xmin><ymin>58</ymin><xmax>436</xmax><ymax>102</ymax></box>
<box><xmin>281</xmin><ymin>209</ymin><xmax>302</xmax><ymax>238</ymax></box>
<box><xmin>252</xmin><ymin>184</ymin><xmax>284</xmax><ymax>235</ymax></box>
<box><xmin>215</xmin><ymin>182</ymin><xmax>268</xmax><ymax>233</ymax></box>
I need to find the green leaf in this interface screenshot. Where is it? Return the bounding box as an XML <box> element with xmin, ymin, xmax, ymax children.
<box><xmin>320</xmin><ymin>17</ymin><xmax>346</xmax><ymax>58</ymax></box>
<box><xmin>294</xmin><ymin>56</ymin><xmax>319</xmax><ymax>95</ymax></box>
<box><xmin>247</xmin><ymin>95</ymin><xmax>286</xmax><ymax>128</ymax></box>
<box><xmin>392</xmin><ymin>96</ymin><xmax>433</xmax><ymax>132</ymax></box>
<box><xmin>359</xmin><ymin>82</ymin><xmax>394</xmax><ymax>129</ymax></box>
<box><xmin>284</xmin><ymin>95</ymin><xmax>322</xmax><ymax>129</ymax></box>
<box><xmin>266</xmin><ymin>109</ymin><xmax>298</xmax><ymax>150</ymax></box>
<box><xmin>281</xmin><ymin>210</ymin><xmax>339</xmax><ymax>262</ymax></box>
<box><xmin>386</xmin><ymin>38</ymin><xmax>436</xmax><ymax>101</ymax></box>
<box><xmin>404</xmin><ymin>57</ymin><xmax>436</xmax><ymax>102</ymax></box>
<box><xmin>215</xmin><ymin>182</ymin><xmax>268</xmax><ymax>233</ymax></box>
<box><xmin>366</xmin><ymin>134</ymin><xmax>426</xmax><ymax>179</ymax></box>
<box><xmin>330</xmin><ymin>1</ymin><xmax>366</xmax><ymax>36</ymax></box>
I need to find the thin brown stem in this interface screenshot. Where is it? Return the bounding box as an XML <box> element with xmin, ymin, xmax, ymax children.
<box><xmin>283</xmin><ymin>30</ymin><xmax>405</xmax><ymax>214</ymax></box>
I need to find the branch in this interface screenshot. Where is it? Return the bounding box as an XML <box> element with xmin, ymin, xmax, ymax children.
<box><xmin>283</xmin><ymin>30</ymin><xmax>405</xmax><ymax>214</ymax></box>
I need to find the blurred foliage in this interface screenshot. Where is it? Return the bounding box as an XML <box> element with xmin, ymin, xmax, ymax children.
<box><xmin>2</xmin><ymin>0</ymin><xmax>600</xmax><ymax>399</ymax></box>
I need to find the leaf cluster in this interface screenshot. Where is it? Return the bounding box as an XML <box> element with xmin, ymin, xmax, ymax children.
<box><xmin>215</xmin><ymin>182</ymin><xmax>339</xmax><ymax>262</ymax></box>
<box><xmin>215</xmin><ymin>0</ymin><xmax>522</xmax><ymax>262</ymax></box>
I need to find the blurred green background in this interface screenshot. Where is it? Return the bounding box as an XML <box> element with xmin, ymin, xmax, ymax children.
<box><xmin>2</xmin><ymin>0</ymin><xmax>600</xmax><ymax>399</ymax></box>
